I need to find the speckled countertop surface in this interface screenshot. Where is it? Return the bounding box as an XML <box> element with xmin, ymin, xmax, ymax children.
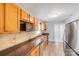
<box><xmin>0</xmin><ymin>31</ymin><xmax>42</xmax><ymax>51</ymax></box>
<box><xmin>0</xmin><ymin>31</ymin><xmax>49</xmax><ymax>56</ymax></box>
<box><xmin>0</xmin><ymin>34</ymin><xmax>43</xmax><ymax>56</ymax></box>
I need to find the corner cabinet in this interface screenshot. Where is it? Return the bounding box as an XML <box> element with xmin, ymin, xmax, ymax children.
<box><xmin>31</xmin><ymin>45</ymin><xmax>40</xmax><ymax>56</ymax></box>
<box><xmin>5</xmin><ymin>4</ymin><xmax>20</xmax><ymax>32</ymax></box>
<box><xmin>0</xmin><ymin>4</ymin><xmax>4</xmax><ymax>33</ymax></box>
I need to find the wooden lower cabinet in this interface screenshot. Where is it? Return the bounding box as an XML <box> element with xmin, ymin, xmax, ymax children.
<box><xmin>31</xmin><ymin>45</ymin><xmax>40</xmax><ymax>56</ymax></box>
<box><xmin>43</xmin><ymin>39</ymin><xmax>48</xmax><ymax>49</ymax></box>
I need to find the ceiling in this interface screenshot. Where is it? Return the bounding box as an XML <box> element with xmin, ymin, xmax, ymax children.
<box><xmin>16</xmin><ymin>3</ymin><xmax>79</xmax><ymax>23</ymax></box>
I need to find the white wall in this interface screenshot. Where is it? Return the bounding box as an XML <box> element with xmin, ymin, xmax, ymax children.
<box><xmin>54</xmin><ymin>24</ymin><xmax>65</xmax><ymax>42</ymax></box>
<box><xmin>46</xmin><ymin>22</ymin><xmax>65</xmax><ymax>42</ymax></box>
<box><xmin>46</xmin><ymin>23</ymin><xmax>55</xmax><ymax>41</ymax></box>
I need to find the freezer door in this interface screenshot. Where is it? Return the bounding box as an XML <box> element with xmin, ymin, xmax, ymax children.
<box><xmin>63</xmin><ymin>24</ymin><xmax>70</xmax><ymax>51</ymax></box>
<box><xmin>73</xmin><ymin>21</ymin><xmax>79</xmax><ymax>54</ymax></box>
<box><xmin>65</xmin><ymin>21</ymin><xmax>79</xmax><ymax>55</ymax></box>
<box><xmin>64</xmin><ymin>23</ymin><xmax>71</xmax><ymax>43</ymax></box>
<box><xmin>68</xmin><ymin>22</ymin><xmax>77</xmax><ymax>49</ymax></box>
<box><xmin>64</xmin><ymin>21</ymin><xmax>79</xmax><ymax>55</ymax></box>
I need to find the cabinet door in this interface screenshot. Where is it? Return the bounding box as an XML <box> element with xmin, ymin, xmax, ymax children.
<box><xmin>17</xmin><ymin>7</ymin><xmax>21</xmax><ymax>32</ymax></box>
<box><xmin>44</xmin><ymin>23</ymin><xmax>47</xmax><ymax>30</ymax></box>
<box><xmin>31</xmin><ymin>45</ymin><xmax>40</xmax><ymax>56</ymax></box>
<box><xmin>5</xmin><ymin>4</ymin><xmax>19</xmax><ymax>32</ymax></box>
<box><xmin>21</xmin><ymin>10</ymin><xmax>29</xmax><ymax>22</ymax></box>
<box><xmin>34</xmin><ymin>17</ymin><xmax>38</xmax><ymax>31</ymax></box>
<box><xmin>46</xmin><ymin>39</ymin><xmax>48</xmax><ymax>46</ymax></box>
<box><xmin>43</xmin><ymin>40</ymin><xmax>46</xmax><ymax>49</ymax></box>
<box><xmin>43</xmin><ymin>39</ymin><xmax>48</xmax><ymax>49</ymax></box>
<box><xmin>41</xmin><ymin>23</ymin><xmax>44</xmax><ymax>30</ymax></box>
<box><xmin>29</xmin><ymin>15</ymin><xmax>34</xmax><ymax>24</ymax></box>
<box><xmin>42</xmin><ymin>22</ymin><xmax>46</xmax><ymax>30</ymax></box>
<box><xmin>0</xmin><ymin>4</ymin><xmax>4</xmax><ymax>33</ymax></box>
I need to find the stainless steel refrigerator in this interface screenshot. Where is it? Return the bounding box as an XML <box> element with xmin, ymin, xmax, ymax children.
<box><xmin>64</xmin><ymin>20</ymin><xmax>79</xmax><ymax>56</ymax></box>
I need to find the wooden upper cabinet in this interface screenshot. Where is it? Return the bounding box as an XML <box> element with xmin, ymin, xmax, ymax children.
<box><xmin>41</xmin><ymin>22</ymin><xmax>47</xmax><ymax>30</ymax></box>
<box><xmin>31</xmin><ymin>45</ymin><xmax>40</xmax><ymax>56</ymax></box>
<box><xmin>17</xmin><ymin>6</ymin><xmax>21</xmax><ymax>32</ymax></box>
<box><xmin>0</xmin><ymin>3</ymin><xmax>41</xmax><ymax>33</ymax></box>
<box><xmin>0</xmin><ymin>4</ymin><xmax>4</xmax><ymax>33</ymax></box>
<box><xmin>44</xmin><ymin>23</ymin><xmax>47</xmax><ymax>30</ymax></box>
<box><xmin>21</xmin><ymin>10</ymin><xmax>29</xmax><ymax>22</ymax></box>
<box><xmin>29</xmin><ymin>15</ymin><xmax>34</xmax><ymax>24</ymax></box>
<box><xmin>34</xmin><ymin>17</ymin><xmax>38</xmax><ymax>31</ymax></box>
<box><xmin>5</xmin><ymin>4</ymin><xmax>19</xmax><ymax>32</ymax></box>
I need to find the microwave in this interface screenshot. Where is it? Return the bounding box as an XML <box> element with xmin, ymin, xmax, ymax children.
<box><xmin>20</xmin><ymin>20</ymin><xmax>34</xmax><ymax>32</ymax></box>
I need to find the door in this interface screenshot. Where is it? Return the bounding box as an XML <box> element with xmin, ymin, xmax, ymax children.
<box><xmin>5</xmin><ymin>4</ymin><xmax>19</xmax><ymax>32</ymax></box>
<box><xmin>0</xmin><ymin>3</ymin><xmax>4</xmax><ymax>33</ymax></box>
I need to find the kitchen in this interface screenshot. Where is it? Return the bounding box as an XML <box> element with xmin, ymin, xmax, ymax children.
<box><xmin>0</xmin><ymin>3</ymin><xmax>49</xmax><ymax>56</ymax></box>
<box><xmin>0</xmin><ymin>3</ymin><xmax>79</xmax><ymax>56</ymax></box>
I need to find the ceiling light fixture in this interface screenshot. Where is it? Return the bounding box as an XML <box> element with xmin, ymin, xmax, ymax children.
<box><xmin>49</xmin><ymin>11</ymin><xmax>62</xmax><ymax>18</ymax></box>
